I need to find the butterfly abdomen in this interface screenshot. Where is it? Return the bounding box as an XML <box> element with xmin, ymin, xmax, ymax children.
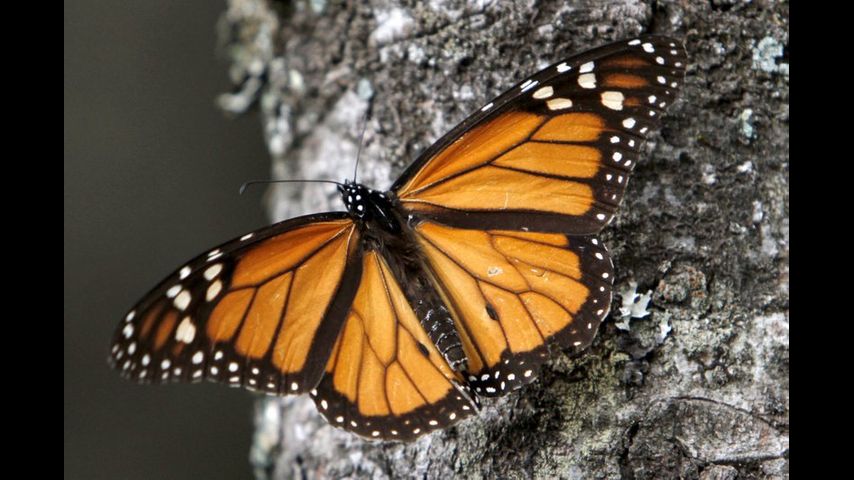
<box><xmin>356</xmin><ymin>200</ymin><xmax>469</xmax><ymax>373</ymax></box>
<box><xmin>415</xmin><ymin>303</ymin><xmax>466</xmax><ymax>371</ymax></box>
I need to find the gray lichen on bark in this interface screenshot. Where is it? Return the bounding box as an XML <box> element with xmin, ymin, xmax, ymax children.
<box><xmin>217</xmin><ymin>1</ymin><xmax>789</xmax><ymax>478</ymax></box>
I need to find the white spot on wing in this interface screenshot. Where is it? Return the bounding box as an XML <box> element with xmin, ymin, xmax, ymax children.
<box><xmin>532</xmin><ymin>86</ymin><xmax>553</xmax><ymax>99</ymax></box>
<box><xmin>206</xmin><ymin>280</ymin><xmax>223</xmax><ymax>301</ymax></box>
<box><xmin>166</xmin><ymin>285</ymin><xmax>181</xmax><ymax>298</ymax></box>
<box><xmin>578</xmin><ymin>73</ymin><xmax>596</xmax><ymax>89</ymax></box>
<box><xmin>204</xmin><ymin>264</ymin><xmax>223</xmax><ymax>281</ymax></box>
<box><xmin>601</xmin><ymin>91</ymin><xmax>624</xmax><ymax>110</ymax></box>
<box><xmin>520</xmin><ymin>79</ymin><xmax>539</xmax><ymax>92</ymax></box>
<box><xmin>546</xmin><ymin>98</ymin><xmax>573</xmax><ymax>110</ymax></box>
<box><xmin>579</xmin><ymin>61</ymin><xmax>594</xmax><ymax>73</ymax></box>
<box><xmin>175</xmin><ymin>317</ymin><xmax>196</xmax><ymax>344</ymax></box>
<box><xmin>174</xmin><ymin>290</ymin><xmax>191</xmax><ymax>310</ymax></box>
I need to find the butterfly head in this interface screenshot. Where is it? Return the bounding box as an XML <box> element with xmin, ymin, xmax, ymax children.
<box><xmin>338</xmin><ymin>181</ymin><xmax>372</xmax><ymax>219</ymax></box>
<box><xmin>338</xmin><ymin>181</ymin><xmax>400</xmax><ymax>232</ymax></box>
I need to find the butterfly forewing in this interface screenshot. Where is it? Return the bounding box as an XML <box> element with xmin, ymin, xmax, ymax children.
<box><xmin>109</xmin><ymin>214</ymin><xmax>362</xmax><ymax>395</ymax></box>
<box><xmin>394</xmin><ymin>35</ymin><xmax>687</xmax><ymax>235</ymax></box>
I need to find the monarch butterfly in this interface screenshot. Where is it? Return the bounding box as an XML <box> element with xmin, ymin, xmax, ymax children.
<box><xmin>109</xmin><ymin>35</ymin><xmax>686</xmax><ymax>441</ymax></box>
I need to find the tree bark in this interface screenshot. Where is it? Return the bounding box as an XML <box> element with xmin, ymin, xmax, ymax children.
<box><xmin>217</xmin><ymin>1</ymin><xmax>789</xmax><ymax>478</ymax></box>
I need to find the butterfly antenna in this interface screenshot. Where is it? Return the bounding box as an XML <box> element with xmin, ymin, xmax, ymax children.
<box><xmin>353</xmin><ymin>108</ymin><xmax>370</xmax><ymax>183</ymax></box>
<box><xmin>239</xmin><ymin>179</ymin><xmax>345</xmax><ymax>195</ymax></box>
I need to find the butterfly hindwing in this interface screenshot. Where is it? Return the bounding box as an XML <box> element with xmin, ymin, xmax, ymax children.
<box><xmin>109</xmin><ymin>213</ymin><xmax>363</xmax><ymax>395</ymax></box>
<box><xmin>394</xmin><ymin>35</ymin><xmax>687</xmax><ymax>235</ymax></box>
<box><xmin>412</xmin><ymin>222</ymin><xmax>613</xmax><ymax>396</ymax></box>
<box><xmin>310</xmin><ymin>250</ymin><xmax>478</xmax><ymax>441</ymax></box>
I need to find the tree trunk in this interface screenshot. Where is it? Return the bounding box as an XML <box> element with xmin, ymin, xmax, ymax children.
<box><xmin>217</xmin><ymin>1</ymin><xmax>789</xmax><ymax>478</ymax></box>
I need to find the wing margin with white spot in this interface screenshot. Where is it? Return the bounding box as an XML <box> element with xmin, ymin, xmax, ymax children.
<box><xmin>412</xmin><ymin>222</ymin><xmax>614</xmax><ymax>396</ymax></box>
<box><xmin>311</xmin><ymin>250</ymin><xmax>479</xmax><ymax>441</ymax></box>
<box><xmin>393</xmin><ymin>35</ymin><xmax>687</xmax><ymax>235</ymax></box>
<box><xmin>108</xmin><ymin>213</ymin><xmax>362</xmax><ymax>397</ymax></box>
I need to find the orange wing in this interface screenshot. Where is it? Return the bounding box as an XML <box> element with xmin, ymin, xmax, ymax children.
<box><xmin>109</xmin><ymin>214</ymin><xmax>362</xmax><ymax>395</ymax></box>
<box><xmin>412</xmin><ymin>221</ymin><xmax>613</xmax><ymax>396</ymax></box>
<box><xmin>393</xmin><ymin>36</ymin><xmax>686</xmax><ymax>235</ymax></box>
<box><xmin>310</xmin><ymin>250</ymin><xmax>478</xmax><ymax>441</ymax></box>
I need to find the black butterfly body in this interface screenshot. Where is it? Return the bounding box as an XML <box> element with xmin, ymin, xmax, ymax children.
<box><xmin>110</xmin><ymin>35</ymin><xmax>687</xmax><ymax>441</ymax></box>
